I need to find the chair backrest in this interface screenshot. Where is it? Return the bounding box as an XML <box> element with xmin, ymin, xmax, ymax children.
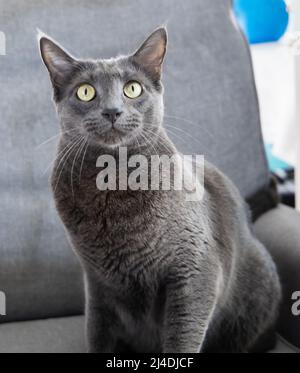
<box><xmin>0</xmin><ymin>0</ymin><xmax>269</xmax><ymax>323</ymax></box>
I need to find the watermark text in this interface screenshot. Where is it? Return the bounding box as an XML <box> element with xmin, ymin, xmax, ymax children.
<box><xmin>0</xmin><ymin>291</ymin><xmax>6</xmax><ymax>316</ymax></box>
<box><xmin>95</xmin><ymin>148</ymin><xmax>204</xmax><ymax>202</ymax></box>
<box><xmin>0</xmin><ymin>31</ymin><xmax>6</xmax><ymax>55</ymax></box>
<box><xmin>292</xmin><ymin>291</ymin><xmax>300</xmax><ymax>316</ymax></box>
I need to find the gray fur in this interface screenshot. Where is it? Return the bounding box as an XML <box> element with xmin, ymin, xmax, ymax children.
<box><xmin>39</xmin><ymin>28</ymin><xmax>281</xmax><ymax>353</ymax></box>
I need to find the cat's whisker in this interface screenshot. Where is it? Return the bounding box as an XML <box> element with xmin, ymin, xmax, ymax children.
<box><xmin>35</xmin><ymin>133</ymin><xmax>62</xmax><ymax>149</ymax></box>
<box><xmin>71</xmin><ymin>137</ymin><xmax>87</xmax><ymax>198</ymax></box>
<box><xmin>144</xmin><ymin>115</ymin><xmax>213</xmax><ymax>143</ymax></box>
<box><xmin>79</xmin><ymin>137</ymin><xmax>89</xmax><ymax>186</ymax></box>
<box><xmin>145</xmin><ymin>121</ymin><xmax>213</xmax><ymax>158</ymax></box>
<box><xmin>144</xmin><ymin>135</ymin><xmax>167</xmax><ymax>156</ymax></box>
<box><xmin>164</xmin><ymin>114</ymin><xmax>214</xmax><ymax>140</ymax></box>
<box><xmin>157</xmin><ymin>125</ymin><xmax>190</xmax><ymax>146</ymax></box>
<box><xmin>145</xmin><ymin>125</ymin><xmax>187</xmax><ymax>155</ymax></box>
<box><xmin>36</xmin><ymin>128</ymin><xmax>77</xmax><ymax>149</ymax></box>
<box><xmin>145</xmin><ymin>135</ymin><xmax>162</xmax><ymax>156</ymax></box>
<box><xmin>142</xmin><ymin>128</ymin><xmax>172</xmax><ymax>155</ymax></box>
<box><xmin>138</xmin><ymin>131</ymin><xmax>156</xmax><ymax>154</ymax></box>
<box><xmin>134</xmin><ymin>131</ymin><xmax>142</xmax><ymax>151</ymax></box>
<box><xmin>164</xmin><ymin>114</ymin><xmax>200</xmax><ymax>126</ymax></box>
<box><xmin>53</xmin><ymin>136</ymin><xmax>83</xmax><ymax>178</ymax></box>
<box><xmin>53</xmin><ymin>137</ymin><xmax>84</xmax><ymax>194</ymax></box>
<box><xmin>163</xmin><ymin>122</ymin><xmax>206</xmax><ymax>151</ymax></box>
<box><xmin>142</xmin><ymin>118</ymin><xmax>206</xmax><ymax>150</ymax></box>
<box><xmin>139</xmin><ymin>131</ymin><xmax>160</xmax><ymax>157</ymax></box>
<box><xmin>53</xmin><ymin>136</ymin><xmax>85</xmax><ymax>193</ymax></box>
<box><xmin>42</xmin><ymin>136</ymin><xmax>80</xmax><ymax>176</ymax></box>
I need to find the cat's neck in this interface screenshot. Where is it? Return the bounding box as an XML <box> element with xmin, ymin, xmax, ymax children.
<box><xmin>52</xmin><ymin>125</ymin><xmax>177</xmax><ymax>194</ymax></box>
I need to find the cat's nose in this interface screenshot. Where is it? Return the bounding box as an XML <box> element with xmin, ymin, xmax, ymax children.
<box><xmin>101</xmin><ymin>108</ymin><xmax>123</xmax><ymax>124</ymax></box>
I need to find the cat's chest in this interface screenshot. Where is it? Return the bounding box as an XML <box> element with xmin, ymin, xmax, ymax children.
<box><xmin>53</xmin><ymin>169</ymin><xmax>175</xmax><ymax>281</ymax></box>
<box><xmin>55</xmin><ymin>175</ymin><xmax>165</xmax><ymax>237</ymax></box>
<box><xmin>56</xmin><ymin>181</ymin><xmax>138</xmax><ymax>228</ymax></box>
<box><xmin>56</xmin><ymin>182</ymin><xmax>164</xmax><ymax>244</ymax></box>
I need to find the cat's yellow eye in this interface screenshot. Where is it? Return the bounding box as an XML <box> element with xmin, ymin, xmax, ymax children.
<box><xmin>123</xmin><ymin>81</ymin><xmax>142</xmax><ymax>99</ymax></box>
<box><xmin>77</xmin><ymin>84</ymin><xmax>96</xmax><ymax>102</ymax></box>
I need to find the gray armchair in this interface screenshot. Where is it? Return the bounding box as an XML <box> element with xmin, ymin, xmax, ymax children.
<box><xmin>0</xmin><ymin>0</ymin><xmax>299</xmax><ymax>353</ymax></box>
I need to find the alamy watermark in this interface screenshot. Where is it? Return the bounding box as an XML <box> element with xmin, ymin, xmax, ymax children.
<box><xmin>0</xmin><ymin>291</ymin><xmax>6</xmax><ymax>316</ymax></box>
<box><xmin>95</xmin><ymin>148</ymin><xmax>205</xmax><ymax>202</ymax></box>
<box><xmin>0</xmin><ymin>31</ymin><xmax>6</xmax><ymax>55</ymax></box>
<box><xmin>292</xmin><ymin>291</ymin><xmax>300</xmax><ymax>316</ymax></box>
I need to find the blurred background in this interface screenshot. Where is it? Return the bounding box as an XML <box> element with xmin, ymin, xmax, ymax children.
<box><xmin>234</xmin><ymin>0</ymin><xmax>300</xmax><ymax>210</ymax></box>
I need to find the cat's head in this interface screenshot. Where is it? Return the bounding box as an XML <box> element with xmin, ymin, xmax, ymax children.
<box><xmin>39</xmin><ymin>28</ymin><xmax>167</xmax><ymax>149</ymax></box>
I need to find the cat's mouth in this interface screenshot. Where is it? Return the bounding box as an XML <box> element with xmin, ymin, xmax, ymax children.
<box><xmin>83</xmin><ymin>120</ymin><xmax>139</xmax><ymax>146</ymax></box>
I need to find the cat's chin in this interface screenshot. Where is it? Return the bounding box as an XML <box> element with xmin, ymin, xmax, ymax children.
<box><xmin>88</xmin><ymin>135</ymin><xmax>129</xmax><ymax>150</ymax></box>
<box><xmin>87</xmin><ymin>129</ymin><xmax>122</xmax><ymax>146</ymax></box>
<box><xmin>88</xmin><ymin>128</ymin><xmax>139</xmax><ymax>150</ymax></box>
<box><xmin>98</xmin><ymin>141</ymin><xmax>123</xmax><ymax>150</ymax></box>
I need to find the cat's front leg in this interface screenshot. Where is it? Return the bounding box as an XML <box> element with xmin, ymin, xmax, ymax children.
<box><xmin>163</xmin><ymin>264</ymin><xmax>220</xmax><ymax>353</ymax></box>
<box><xmin>85</xmin><ymin>273</ymin><xmax>119</xmax><ymax>353</ymax></box>
<box><xmin>86</xmin><ymin>304</ymin><xmax>118</xmax><ymax>353</ymax></box>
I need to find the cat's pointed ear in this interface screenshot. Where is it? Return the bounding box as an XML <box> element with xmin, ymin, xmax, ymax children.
<box><xmin>38</xmin><ymin>32</ymin><xmax>77</xmax><ymax>89</ymax></box>
<box><xmin>132</xmin><ymin>28</ymin><xmax>167</xmax><ymax>81</ymax></box>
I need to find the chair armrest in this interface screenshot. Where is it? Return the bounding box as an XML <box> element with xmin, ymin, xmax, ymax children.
<box><xmin>0</xmin><ymin>192</ymin><xmax>84</xmax><ymax>324</ymax></box>
<box><xmin>254</xmin><ymin>204</ymin><xmax>300</xmax><ymax>348</ymax></box>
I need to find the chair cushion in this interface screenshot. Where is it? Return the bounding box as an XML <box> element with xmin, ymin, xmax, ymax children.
<box><xmin>254</xmin><ymin>204</ymin><xmax>300</xmax><ymax>348</ymax></box>
<box><xmin>0</xmin><ymin>316</ymin><xmax>85</xmax><ymax>353</ymax></box>
<box><xmin>270</xmin><ymin>335</ymin><xmax>300</xmax><ymax>353</ymax></box>
<box><xmin>0</xmin><ymin>190</ymin><xmax>84</xmax><ymax>324</ymax></box>
<box><xmin>0</xmin><ymin>315</ymin><xmax>298</xmax><ymax>353</ymax></box>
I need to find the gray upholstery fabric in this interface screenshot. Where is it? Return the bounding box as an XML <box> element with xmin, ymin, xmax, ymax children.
<box><xmin>270</xmin><ymin>336</ymin><xmax>299</xmax><ymax>354</ymax></box>
<box><xmin>0</xmin><ymin>0</ymin><xmax>270</xmax><ymax>324</ymax></box>
<box><xmin>0</xmin><ymin>316</ymin><xmax>85</xmax><ymax>353</ymax></box>
<box><xmin>254</xmin><ymin>204</ymin><xmax>300</xmax><ymax>349</ymax></box>
<box><xmin>0</xmin><ymin>316</ymin><xmax>298</xmax><ymax>353</ymax></box>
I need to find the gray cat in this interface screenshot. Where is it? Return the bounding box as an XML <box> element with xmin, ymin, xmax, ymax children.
<box><xmin>39</xmin><ymin>28</ymin><xmax>281</xmax><ymax>353</ymax></box>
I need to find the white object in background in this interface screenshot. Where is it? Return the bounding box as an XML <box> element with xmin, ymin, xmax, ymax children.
<box><xmin>286</xmin><ymin>0</ymin><xmax>300</xmax><ymax>31</ymax></box>
<box><xmin>250</xmin><ymin>42</ymin><xmax>297</xmax><ymax>165</ymax></box>
<box><xmin>250</xmin><ymin>39</ymin><xmax>300</xmax><ymax>210</ymax></box>
<box><xmin>293</xmin><ymin>48</ymin><xmax>300</xmax><ymax>209</ymax></box>
<box><xmin>286</xmin><ymin>0</ymin><xmax>300</xmax><ymax>209</ymax></box>
<box><xmin>0</xmin><ymin>31</ymin><xmax>5</xmax><ymax>55</ymax></box>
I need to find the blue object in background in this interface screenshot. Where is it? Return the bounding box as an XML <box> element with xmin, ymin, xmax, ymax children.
<box><xmin>265</xmin><ymin>144</ymin><xmax>290</xmax><ymax>172</ymax></box>
<box><xmin>233</xmin><ymin>0</ymin><xmax>289</xmax><ymax>44</ymax></box>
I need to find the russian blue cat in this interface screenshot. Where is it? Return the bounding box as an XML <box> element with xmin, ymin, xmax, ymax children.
<box><xmin>39</xmin><ymin>28</ymin><xmax>281</xmax><ymax>353</ymax></box>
